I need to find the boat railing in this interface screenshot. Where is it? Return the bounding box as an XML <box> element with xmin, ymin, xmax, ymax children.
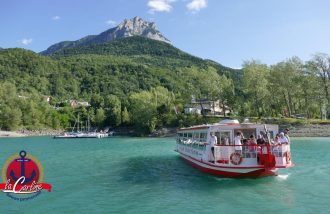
<box><xmin>213</xmin><ymin>144</ymin><xmax>291</xmax><ymax>166</ymax></box>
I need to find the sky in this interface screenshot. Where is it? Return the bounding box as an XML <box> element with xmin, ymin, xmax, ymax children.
<box><xmin>1</xmin><ymin>0</ymin><xmax>330</xmax><ymax>68</ymax></box>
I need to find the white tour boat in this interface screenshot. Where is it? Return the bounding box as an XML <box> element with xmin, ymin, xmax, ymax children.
<box><xmin>175</xmin><ymin>119</ymin><xmax>293</xmax><ymax>178</ymax></box>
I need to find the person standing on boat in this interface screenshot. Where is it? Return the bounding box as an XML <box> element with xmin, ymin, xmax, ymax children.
<box><xmin>278</xmin><ymin>132</ymin><xmax>288</xmax><ymax>144</ymax></box>
<box><xmin>274</xmin><ymin>133</ymin><xmax>280</xmax><ymax>144</ymax></box>
<box><xmin>277</xmin><ymin>132</ymin><xmax>289</xmax><ymax>156</ymax></box>
<box><xmin>257</xmin><ymin>131</ymin><xmax>266</xmax><ymax>145</ymax></box>
<box><xmin>209</xmin><ymin>132</ymin><xmax>217</xmax><ymax>161</ymax></box>
<box><xmin>284</xmin><ymin>128</ymin><xmax>290</xmax><ymax>144</ymax></box>
<box><xmin>234</xmin><ymin>132</ymin><xmax>243</xmax><ymax>153</ymax></box>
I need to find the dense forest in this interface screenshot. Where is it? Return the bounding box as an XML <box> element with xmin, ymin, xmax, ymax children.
<box><xmin>0</xmin><ymin>36</ymin><xmax>329</xmax><ymax>133</ymax></box>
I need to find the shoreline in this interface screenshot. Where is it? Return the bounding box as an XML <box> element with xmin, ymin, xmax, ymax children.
<box><xmin>0</xmin><ymin>131</ymin><xmax>27</xmax><ymax>138</ymax></box>
<box><xmin>0</xmin><ymin>129</ymin><xmax>63</xmax><ymax>138</ymax></box>
<box><xmin>1</xmin><ymin>124</ymin><xmax>330</xmax><ymax>138</ymax></box>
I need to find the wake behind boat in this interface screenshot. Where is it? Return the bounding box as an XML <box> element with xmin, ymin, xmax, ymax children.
<box><xmin>175</xmin><ymin>119</ymin><xmax>293</xmax><ymax>178</ymax></box>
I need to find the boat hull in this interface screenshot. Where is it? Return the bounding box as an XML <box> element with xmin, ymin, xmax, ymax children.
<box><xmin>179</xmin><ymin>153</ymin><xmax>278</xmax><ymax>178</ymax></box>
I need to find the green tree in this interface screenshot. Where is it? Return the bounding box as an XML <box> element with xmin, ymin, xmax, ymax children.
<box><xmin>104</xmin><ymin>95</ymin><xmax>121</xmax><ymax>126</ymax></box>
<box><xmin>218</xmin><ymin>75</ymin><xmax>235</xmax><ymax>116</ymax></box>
<box><xmin>0</xmin><ymin>107</ymin><xmax>22</xmax><ymax>130</ymax></box>
<box><xmin>90</xmin><ymin>94</ymin><xmax>104</xmax><ymax>109</ymax></box>
<box><xmin>121</xmin><ymin>107</ymin><xmax>130</xmax><ymax>125</ymax></box>
<box><xmin>269</xmin><ymin>57</ymin><xmax>305</xmax><ymax>117</ymax></box>
<box><xmin>129</xmin><ymin>91</ymin><xmax>157</xmax><ymax>133</ymax></box>
<box><xmin>242</xmin><ymin>61</ymin><xmax>270</xmax><ymax>117</ymax></box>
<box><xmin>307</xmin><ymin>53</ymin><xmax>330</xmax><ymax>117</ymax></box>
<box><xmin>94</xmin><ymin>108</ymin><xmax>106</xmax><ymax>128</ymax></box>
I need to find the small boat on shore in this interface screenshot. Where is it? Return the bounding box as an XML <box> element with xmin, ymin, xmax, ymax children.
<box><xmin>53</xmin><ymin>132</ymin><xmax>109</xmax><ymax>139</ymax></box>
<box><xmin>53</xmin><ymin>114</ymin><xmax>109</xmax><ymax>139</ymax></box>
<box><xmin>175</xmin><ymin>119</ymin><xmax>293</xmax><ymax>178</ymax></box>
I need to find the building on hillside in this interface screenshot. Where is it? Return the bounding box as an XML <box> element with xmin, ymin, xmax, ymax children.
<box><xmin>69</xmin><ymin>100</ymin><xmax>91</xmax><ymax>108</ymax></box>
<box><xmin>184</xmin><ymin>98</ymin><xmax>230</xmax><ymax>115</ymax></box>
<box><xmin>18</xmin><ymin>95</ymin><xmax>29</xmax><ymax>99</ymax></box>
<box><xmin>43</xmin><ymin>96</ymin><xmax>52</xmax><ymax>104</ymax></box>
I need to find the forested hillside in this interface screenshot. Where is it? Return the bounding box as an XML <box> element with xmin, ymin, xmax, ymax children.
<box><xmin>0</xmin><ymin>36</ymin><xmax>329</xmax><ymax>133</ymax></box>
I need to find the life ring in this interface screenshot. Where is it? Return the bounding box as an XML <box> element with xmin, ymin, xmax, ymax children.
<box><xmin>286</xmin><ymin>151</ymin><xmax>291</xmax><ymax>163</ymax></box>
<box><xmin>230</xmin><ymin>152</ymin><xmax>243</xmax><ymax>165</ymax></box>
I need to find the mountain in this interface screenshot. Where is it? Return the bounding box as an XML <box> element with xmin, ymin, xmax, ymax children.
<box><xmin>0</xmin><ymin>17</ymin><xmax>243</xmax><ymax>132</ymax></box>
<box><xmin>41</xmin><ymin>16</ymin><xmax>170</xmax><ymax>55</ymax></box>
<box><xmin>40</xmin><ymin>16</ymin><xmax>240</xmax><ymax>77</ymax></box>
<box><xmin>49</xmin><ymin>35</ymin><xmax>241</xmax><ymax>83</ymax></box>
<box><xmin>51</xmin><ymin>36</ymin><xmax>202</xmax><ymax>62</ymax></box>
<box><xmin>1</xmin><ymin>17</ymin><xmax>242</xmax><ymax>99</ymax></box>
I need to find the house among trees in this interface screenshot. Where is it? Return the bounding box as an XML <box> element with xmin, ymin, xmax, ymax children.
<box><xmin>69</xmin><ymin>100</ymin><xmax>91</xmax><ymax>108</ymax></box>
<box><xmin>184</xmin><ymin>97</ymin><xmax>230</xmax><ymax>116</ymax></box>
<box><xmin>44</xmin><ymin>96</ymin><xmax>52</xmax><ymax>104</ymax></box>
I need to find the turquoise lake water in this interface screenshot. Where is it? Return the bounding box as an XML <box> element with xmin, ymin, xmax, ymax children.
<box><xmin>0</xmin><ymin>136</ymin><xmax>329</xmax><ymax>213</ymax></box>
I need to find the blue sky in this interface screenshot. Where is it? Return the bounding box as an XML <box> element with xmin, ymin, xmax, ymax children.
<box><xmin>1</xmin><ymin>0</ymin><xmax>330</xmax><ymax>68</ymax></box>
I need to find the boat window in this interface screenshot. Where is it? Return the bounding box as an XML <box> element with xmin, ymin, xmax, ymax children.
<box><xmin>220</xmin><ymin>131</ymin><xmax>231</xmax><ymax>145</ymax></box>
<box><xmin>184</xmin><ymin>133</ymin><xmax>188</xmax><ymax>138</ymax></box>
<box><xmin>188</xmin><ymin>133</ymin><xmax>192</xmax><ymax>138</ymax></box>
<box><xmin>200</xmin><ymin>132</ymin><xmax>207</xmax><ymax>142</ymax></box>
<box><xmin>179</xmin><ymin>133</ymin><xmax>183</xmax><ymax>137</ymax></box>
<box><xmin>193</xmin><ymin>132</ymin><xmax>199</xmax><ymax>139</ymax></box>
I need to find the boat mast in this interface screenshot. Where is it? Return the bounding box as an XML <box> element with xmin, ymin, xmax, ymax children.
<box><xmin>88</xmin><ymin>115</ymin><xmax>90</xmax><ymax>132</ymax></box>
<box><xmin>77</xmin><ymin>114</ymin><xmax>80</xmax><ymax>132</ymax></box>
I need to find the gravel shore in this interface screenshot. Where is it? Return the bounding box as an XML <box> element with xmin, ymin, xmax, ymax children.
<box><xmin>0</xmin><ymin>131</ymin><xmax>27</xmax><ymax>137</ymax></box>
<box><xmin>0</xmin><ymin>129</ymin><xmax>63</xmax><ymax>138</ymax></box>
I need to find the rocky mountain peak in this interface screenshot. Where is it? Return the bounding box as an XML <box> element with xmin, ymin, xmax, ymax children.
<box><xmin>41</xmin><ymin>16</ymin><xmax>170</xmax><ymax>55</ymax></box>
<box><xmin>113</xmin><ymin>17</ymin><xmax>170</xmax><ymax>43</ymax></box>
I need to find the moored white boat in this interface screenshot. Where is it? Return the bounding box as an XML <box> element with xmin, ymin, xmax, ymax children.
<box><xmin>53</xmin><ymin>132</ymin><xmax>108</xmax><ymax>139</ymax></box>
<box><xmin>53</xmin><ymin>114</ymin><xmax>109</xmax><ymax>139</ymax></box>
<box><xmin>176</xmin><ymin>120</ymin><xmax>293</xmax><ymax>178</ymax></box>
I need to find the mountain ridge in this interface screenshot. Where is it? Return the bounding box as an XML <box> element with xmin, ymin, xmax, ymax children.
<box><xmin>41</xmin><ymin>16</ymin><xmax>170</xmax><ymax>55</ymax></box>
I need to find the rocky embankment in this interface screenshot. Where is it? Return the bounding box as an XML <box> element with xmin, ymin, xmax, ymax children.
<box><xmin>282</xmin><ymin>124</ymin><xmax>330</xmax><ymax>137</ymax></box>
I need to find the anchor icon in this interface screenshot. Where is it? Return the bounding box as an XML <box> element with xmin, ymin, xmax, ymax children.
<box><xmin>10</xmin><ymin>150</ymin><xmax>36</xmax><ymax>184</ymax></box>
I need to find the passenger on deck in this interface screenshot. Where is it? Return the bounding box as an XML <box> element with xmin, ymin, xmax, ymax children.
<box><xmin>274</xmin><ymin>134</ymin><xmax>280</xmax><ymax>144</ymax></box>
<box><xmin>284</xmin><ymin>128</ymin><xmax>290</xmax><ymax>144</ymax></box>
<box><xmin>234</xmin><ymin>132</ymin><xmax>243</xmax><ymax>153</ymax></box>
<box><xmin>247</xmin><ymin>135</ymin><xmax>258</xmax><ymax>157</ymax></box>
<box><xmin>224</xmin><ymin>137</ymin><xmax>229</xmax><ymax>145</ymax></box>
<box><xmin>257</xmin><ymin>131</ymin><xmax>266</xmax><ymax>145</ymax></box>
<box><xmin>220</xmin><ymin>137</ymin><xmax>229</xmax><ymax>145</ymax></box>
<box><xmin>272</xmin><ymin>134</ymin><xmax>281</xmax><ymax>156</ymax></box>
<box><xmin>249</xmin><ymin>135</ymin><xmax>256</xmax><ymax>143</ymax></box>
<box><xmin>209</xmin><ymin>132</ymin><xmax>217</xmax><ymax>161</ymax></box>
<box><xmin>278</xmin><ymin>132</ymin><xmax>288</xmax><ymax>144</ymax></box>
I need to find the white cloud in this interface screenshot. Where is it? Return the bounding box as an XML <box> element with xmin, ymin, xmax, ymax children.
<box><xmin>52</xmin><ymin>16</ymin><xmax>61</xmax><ymax>21</ymax></box>
<box><xmin>148</xmin><ymin>0</ymin><xmax>176</xmax><ymax>13</ymax></box>
<box><xmin>186</xmin><ymin>0</ymin><xmax>207</xmax><ymax>13</ymax></box>
<box><xmin>19</xmin><ymin>38</ymin><xmax>33</xmax><ymax>45</ymax></box>
<box><xmin>106</xmin><ymin>19</ymin><xmax>116</xmax><ymax>26</ymax></box>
